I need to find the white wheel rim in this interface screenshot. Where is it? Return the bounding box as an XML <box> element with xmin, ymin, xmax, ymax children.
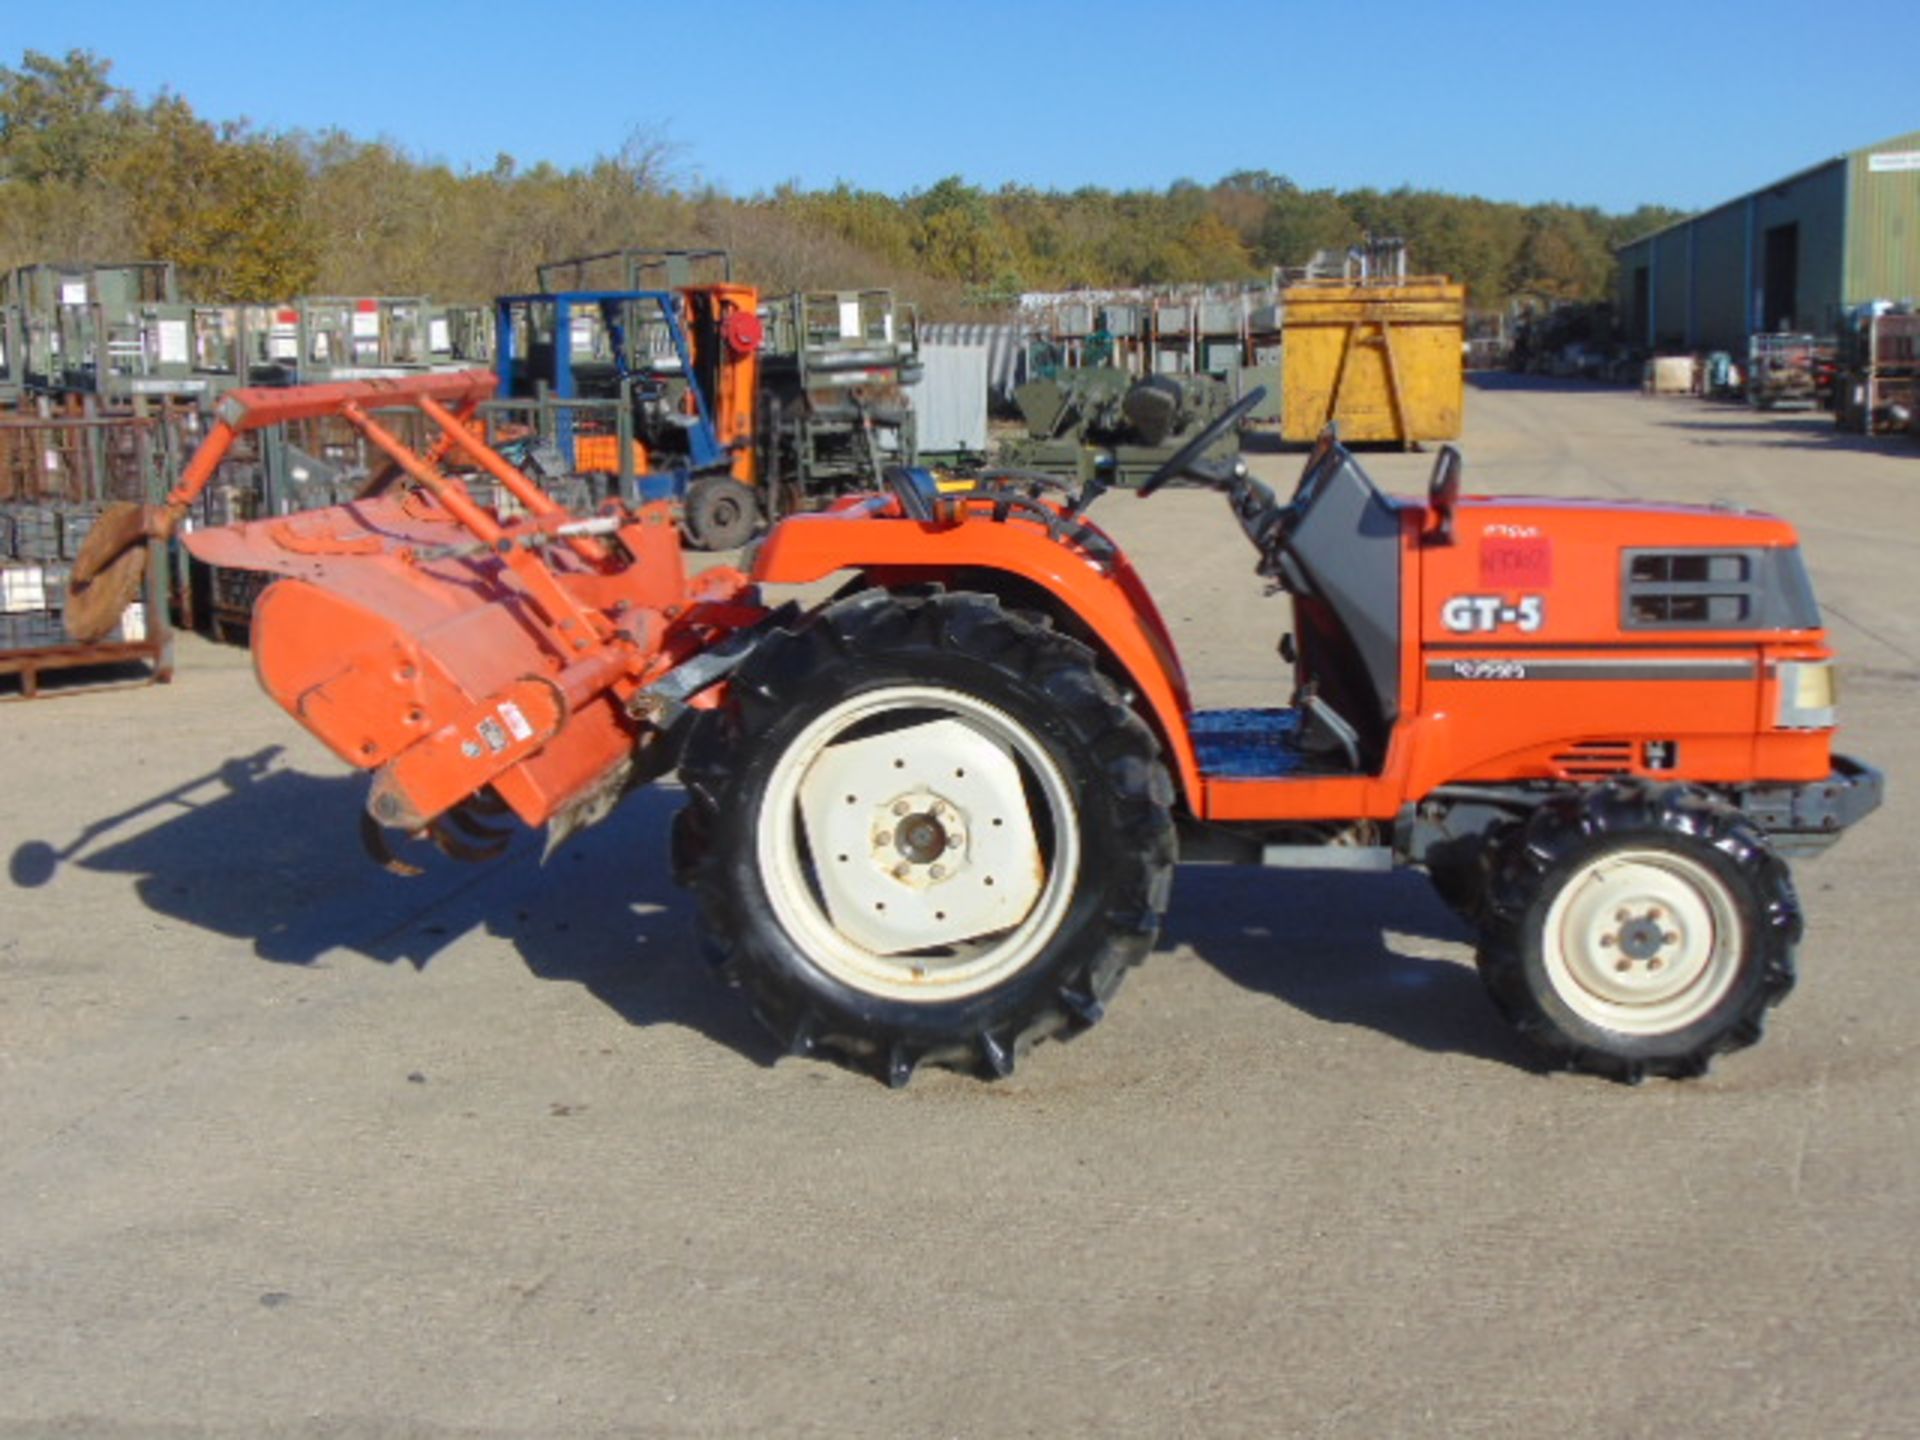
<box><xmin>1541</xmin><ymin>847</ymin><xmax>1745</xmax><ymax>1036</ymax></box>
<box><xmin>756</xmin><ymin>684</ymin><xmax>1080</xmax><ymax>1003</ymax></box>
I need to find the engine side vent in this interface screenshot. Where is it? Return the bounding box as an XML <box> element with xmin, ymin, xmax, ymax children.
<box><xmin>1550</xmin><ymin>740</ymin><xmax>1635</xmax><ymax>779</ymax></box>
<box><xmin>1621</xmin><ymin>548</ymin><xmax>1763</xmax><ymax>629</ymax></box>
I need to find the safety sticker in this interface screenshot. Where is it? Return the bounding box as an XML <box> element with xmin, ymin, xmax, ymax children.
<box><xmin>1447</xmin><ymin>658</ymin><xmax>1527</xmax><ymax>680</ymax></box>
<box><xmin>476</xmin><ymin>717</ymin><xmax>509</xmax><ymax>754</ymax></box>
<box><xmin>1480</xmin><ymin>536</ymin><xmax>1552</xmax><ymax>586</ymax></box>
<box><xmin>497</xmin><ymin>700</ymin><xmax>534</xmax><ymax>743</ymax></box>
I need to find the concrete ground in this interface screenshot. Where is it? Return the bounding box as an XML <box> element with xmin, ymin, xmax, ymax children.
<box><xmin>2</xmin><ymin>378</ymin><xmax>1915</xmax><ymax>1438</ymax></box>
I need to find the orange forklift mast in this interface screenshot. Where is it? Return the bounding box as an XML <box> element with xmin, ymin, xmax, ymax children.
<box><xmin>681</xmin><ymin>283</ymin><xmax>762</xmax><ymax>485</ymax></box>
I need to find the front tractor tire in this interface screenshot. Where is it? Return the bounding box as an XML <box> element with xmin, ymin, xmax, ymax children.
<box><xmin>1475</xmin><ymin>783</ymin><xmax>1801</xmax><ymax>1082</ymax></box>
<box><xmin>676</xmin><ymin>590</ymin><xmax>1176</xmax><ymax>1085</ymax></box>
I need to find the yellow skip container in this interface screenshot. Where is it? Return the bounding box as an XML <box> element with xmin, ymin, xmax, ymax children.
<box><xmin>1280</xmin><ymin>279</ymin><xmax>1466</xmax><ymax>445</ymax></box>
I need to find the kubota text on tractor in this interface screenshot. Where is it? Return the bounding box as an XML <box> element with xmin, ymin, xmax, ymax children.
<box><xmin>67</xmin><ymin>374</ymin><xmax>1882</xmax><ymax>1084</ymax></box>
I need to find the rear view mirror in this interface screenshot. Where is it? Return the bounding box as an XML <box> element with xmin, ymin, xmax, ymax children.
<box><xmin>1427</xmin><ymin>445</ymin><xmax>1462</xmax><ymax>543</ymax></box>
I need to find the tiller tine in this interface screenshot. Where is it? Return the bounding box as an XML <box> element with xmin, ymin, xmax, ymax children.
<box><xmin>426</xmin><ymin>816</ymin><xmax>511</xmax><ymax>864</ymax></box>
<box><xmin>440</xmin><ymin>803</ymin><xmax>513</xmax><ymax>843</ymax></box>
<box><xmin>360</xmin><ymin>811</ymin><xmax>426</xmax><ymax>878</ymax></box>
<box><xmin>357</xmin><ymin>807</ymin><xmax>510</xmax><ymax>875</ymax></box>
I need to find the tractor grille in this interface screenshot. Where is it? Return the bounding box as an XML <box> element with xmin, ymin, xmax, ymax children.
<box><xmin>1550</xmin><ymin>740</ymin><xmax>1635</xmax><ymax>778</ymax></box>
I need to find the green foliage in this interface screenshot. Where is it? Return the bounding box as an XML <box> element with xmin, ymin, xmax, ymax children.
<box><xmin>0</xmin><ymin>48</ymin><xmax>1682</xmax><ymax>319</ymax></box>
<box><xmin>0</xmin><ymin>49</ymin><xmax>130</xmax><ymax>186</ymax></box>
<box><xmin>118</xmin><ymin>102</ymin><xmax>318</xmax><ymax>299</ymax></box>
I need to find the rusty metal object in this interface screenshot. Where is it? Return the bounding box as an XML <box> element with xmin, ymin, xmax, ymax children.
<box><xmin>426</xmin><ymin>814</ymin><xmax>510</xmax><ymax>864</ymax></box>
<box><xmin>64</xmin><ymin>526</ymin><xmax>149</xmax><ymax>643</ymax></box>
<box><xmin>67</xmin><ymin>501</ymin><xmax>152</xmax><ymax>586</ymax></box>
<box><xmin>359</xmin><ymin>811</ymin><xmax>426</xmax><ymax>877</ymax></box>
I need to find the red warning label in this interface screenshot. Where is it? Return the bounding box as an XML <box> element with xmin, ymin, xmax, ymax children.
<box><xmin>1480</xmin><ymin>537</ymin><xmax>1553</xmax><ymax>587</ymax></box>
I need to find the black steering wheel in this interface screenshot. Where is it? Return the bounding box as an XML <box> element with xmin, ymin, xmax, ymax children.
<box><xmin>1136</xmin><ymin>386</ymin><xmax>1267</xmax><ymax>498</ymax></box>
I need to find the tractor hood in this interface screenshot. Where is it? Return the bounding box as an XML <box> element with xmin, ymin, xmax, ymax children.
<box><xmin>1423</xmin><ymin>494</ymin><xmax>1824</xmax><ymax>645</ymax></box>
<box><xmin>1447</xmin><ymin>495</ymin><xmax>1802</xmax><ymax>547</ymax></box>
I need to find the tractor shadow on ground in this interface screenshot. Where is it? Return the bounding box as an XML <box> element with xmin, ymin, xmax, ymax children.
<box><xmin>16</xmin><ymin>750</ymin><xmax>1540</xmax><ymax>1076</ymax></box>
<box><xmin>10</xmin><ymin>747</ymin><xmax>779</xmax><ymax>1071</ymax></box>
<box><xmin>1163</xmin><ymin>864</ymin><xmax>1547</xmax><ymax>1074</ymax></box>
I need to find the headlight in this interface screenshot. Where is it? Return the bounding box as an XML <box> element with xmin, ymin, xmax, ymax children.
<box><xmin>1775</xmin><ymin>660</ymin><xmax>1836</xmax><ymax>729</ymax></box>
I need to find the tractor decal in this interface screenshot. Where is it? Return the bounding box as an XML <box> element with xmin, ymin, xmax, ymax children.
<box><xmin>1479</xmin><ymin>535</ymin><xmax>1553</xmax><ymax>586</ymax></box>
<box><xmin>1441</xmin><ymin>593</ymin><xmax>1546</xmax><ymax>633</ymax></box>
<box><xmin>1426</xmin><ymin>657</ymin><xmax>1758</xmax><ymax>681</ymax></box>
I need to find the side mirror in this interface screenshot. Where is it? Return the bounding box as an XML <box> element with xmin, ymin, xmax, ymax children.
<box><xmin>1427</xmin><ymin>445</ymin><xmax>1462</xmax><ymax>543</ymax></box>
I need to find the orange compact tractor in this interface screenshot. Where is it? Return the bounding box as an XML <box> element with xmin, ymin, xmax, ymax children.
<box><xmin>69</xmin><ymin>378</ymin><xmax>1881</xmax><ymax>1085</ymax></box>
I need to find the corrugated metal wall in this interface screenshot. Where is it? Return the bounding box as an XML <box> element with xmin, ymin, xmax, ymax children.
<box><xmin>1615</xmin><ymin>155</ymin><xmax>1850</xmax><ymax>350</ymax></box>
<box><xmin>1753</xmin><ymin>160</ymin><xmax>1847</xmax><ymax>336</ymax></box>
<box><xmin>1616</xmin><ymin>238</ymin><xmax>1652</xmax><ymax>344</ymax></box>
<box><xmin>1846</xmin><ymin>129</ymin><xmax>1920</xmax><ymax>303</ymax></box>
<box><xmin>1653</xmin><ymin>227</ymin><xmax>1692</xmax><ymax>346</ymax></box>
<box><xmin>1605</xmin><ymin>139</ymin><xmax>1920</xmax><ymax>351</ymax></box>
<box><xmin>919</xmin><ymin>323</ymin><xmax>1028</xmax><ymax>408</ymax></box>
<box><xmin>906</xmin><ymin>344</ymin><xmax>989</xmax><ymax>455</ymax></box>
<box><xmin>1690</xmin><ymin>202</ymin><xmax>1747</xmax><ymax>351</ymax></box>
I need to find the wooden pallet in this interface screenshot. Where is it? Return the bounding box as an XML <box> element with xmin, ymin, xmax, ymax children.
<box><xmin>0</xmin><ymin>537</ymin><xmax>174</xmax><ymax>699</ymax></box>
<box><xmin>0</xmin><ymin>635</ymin><xmax>173</xmax><ymax>698</ymax></box>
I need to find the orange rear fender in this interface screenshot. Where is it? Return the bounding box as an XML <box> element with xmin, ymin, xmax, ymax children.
<box><xmin>751</xmin><ymin>510</ymin><xmax>1206</xmax><ymax>804</ymax></box>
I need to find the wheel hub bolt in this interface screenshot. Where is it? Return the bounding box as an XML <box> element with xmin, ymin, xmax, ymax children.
<box><xmin>873</xmin><ymin>789</ymin><xmax>969</xmax><ymax>887</ymax></box>
<box><xmin>894</xmin><ymin>813</ymin><xmax>949</xmax><ymax>865</ymax></box>
<box><xmin>1617</xmin><ymin>916</ymin><xmax>1665</xmax><ymax>961</ymax></box>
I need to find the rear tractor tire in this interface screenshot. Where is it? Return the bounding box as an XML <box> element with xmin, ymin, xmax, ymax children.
<box><xmin>1474</xmin><ymin>782</ymin><xmax>1801</xmax><ymax>1082</ymax></box>
<box><xmin>676</xmin><ymin>590</ymin><xmax>1177</xmax><ymax>1085</ymax></box>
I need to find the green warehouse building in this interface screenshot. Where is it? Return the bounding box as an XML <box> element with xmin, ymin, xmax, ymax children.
<box><xmin>1616</xmin><ymin>129</ymin><xmax>1920</xmax><ymax>352</ymax></box>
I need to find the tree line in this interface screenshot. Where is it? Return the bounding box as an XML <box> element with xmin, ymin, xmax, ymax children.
<box><xmin>1</xmin><ymin>50</ymin><xmax>1684</xmax><ymax>318</ymax></box>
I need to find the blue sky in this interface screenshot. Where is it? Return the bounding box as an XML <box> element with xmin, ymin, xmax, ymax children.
<box><xmin>7</xmin><ymin>0</ymin><xmax>1916</xmax><ymax>214</ymax></box>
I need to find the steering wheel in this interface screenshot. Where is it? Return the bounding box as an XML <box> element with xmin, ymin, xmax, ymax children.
<box><xmin>1136</xmin><ymin>386</ymin><xmax>1267</xmax><ymax>498</ymax></box>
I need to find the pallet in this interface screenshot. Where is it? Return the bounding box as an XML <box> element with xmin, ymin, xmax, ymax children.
<box><xmin>0</xmin><ymin>635</ymin><xmax>173</xmax><ymax>699</ymax></box>
<box><xmin>0</xmin><ymin>537</ymin><xmax>174</xmax><ymax>699</ymax></box>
